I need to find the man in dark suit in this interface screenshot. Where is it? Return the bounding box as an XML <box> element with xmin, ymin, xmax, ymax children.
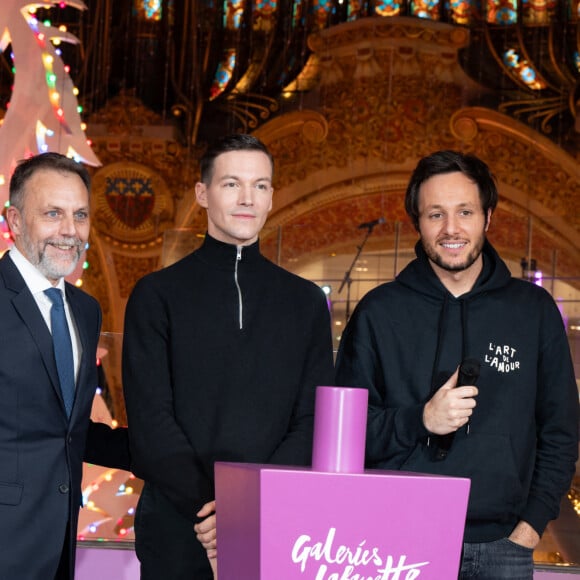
<box><xmin>0</xmin><ymin>152</ymin><xmax>130</xmax><ymax>580</ymax></box>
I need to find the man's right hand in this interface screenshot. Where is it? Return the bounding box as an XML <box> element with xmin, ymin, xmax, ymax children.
<box><xmin>423</xmin><ymin>367</ymin><xmax>478</xmax><ymax>435</ymax></box>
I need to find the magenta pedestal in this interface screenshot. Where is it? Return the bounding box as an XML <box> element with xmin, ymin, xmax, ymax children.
<box><xmin>75</xmin><ymin>544</ymin><xmax>138</xmax><ymax>579</ymax></box>
<box><xmin>215</xmin><ymin>386</ymin><xmax>470</xmax><ymax>579</ymax></box>
<box><xmin>215</xmin><ymin>464</ymin><xmax>470</xmax><ymax>579</ymax></box>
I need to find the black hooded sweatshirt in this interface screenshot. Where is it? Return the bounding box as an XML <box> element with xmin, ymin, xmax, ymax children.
<box><xmin>336</xmin><ymin>239</ymin><xmax>578</xmax><ymax>542</ymax></box>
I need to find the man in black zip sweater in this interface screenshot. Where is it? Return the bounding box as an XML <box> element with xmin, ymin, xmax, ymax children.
<box><xmin>335</xmin><ymin>151</ymin><xmax>578</xmax><ymax>579</ymax></box>
<box><xmin>123</xmin><ymin>134</ymin><xmax>334</xmax><ymax>579</ymax></box>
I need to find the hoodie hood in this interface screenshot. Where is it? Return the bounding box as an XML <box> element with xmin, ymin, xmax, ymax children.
<box><xmin>396</xmin><ymin>238</ymin><xmax>512</xmax><ymax>300</ymax></box>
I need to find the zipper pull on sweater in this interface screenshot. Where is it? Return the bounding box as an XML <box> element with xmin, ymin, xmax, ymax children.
<box><xmin>235</xmin><ymin>246</ymin><xmax>243</xmax><ymax>329</ymax></box>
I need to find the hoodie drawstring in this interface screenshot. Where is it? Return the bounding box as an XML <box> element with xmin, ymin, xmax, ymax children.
<box><xmin>429</xmin><ymin>293</ymin><xmax>450</xmax><ymax>398</ymax></box>
<box><xmin>427</xmin><ymin>295</ymin><xmax>471</xmax><ymax>446</ymax></box>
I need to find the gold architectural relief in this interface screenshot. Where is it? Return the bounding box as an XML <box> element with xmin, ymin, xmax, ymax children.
<box><xmin>450</xmin><ymin>108</ymin><xmax>580</xmax><ymax>234</ymax></box>
<box><xmin>87</xmin><ymin>93</ymin><xmax>196</xmax><ymax>208</ymax></box>
<box><xmin>312</xmin><ymin>40</ymin><xmax>472</xmax><ymax>87</ymax></box>
<box><xmin>283</xmin><ymin>54</ymin><xmax>321</xmax><ymax>92</ymax></box>
<box><xmin>265</xmin><ymin>170</ymin><xmax>410</xmax><ymax>232</ymax></box>
<box><xmin>309</xmin><ymin>17</ymin><xmax>470</xmax><ymax>56</ymax></box>
<box><xmin>318</xmin><ymin>54</ymin><xmax>344</xmax><ymax>85</ymax></box>
<box><xmin>220</xmin><ymin>93</ymin><xmax>280</xmax><ymax>132</ymax></box>
<box><xmin>111</xmin><ymin>253</ymin><xmax>160</xmax><ymax>300</ymax></box>
<box><xmin>254</xmin><ymin>110</ymin><xmax>328</xmax><ymax>145</ymax></box>
<box><xmin>82</xmin><ymin>235</ymin><xmax>164</xmax><ymax>333</ymax></box>
<box><xmin>268</xmin><ymin>76</ymin><xmax>464</xmax><ymax>194</ymax></box>
<box><xmin>304</xmin><ymin>16</ymin><xmax>481</xmax><ymax>118</ymax></box>
<box><xmin>266</xmin><ymin>18</ymin><xmax>480</xmax><ymax>196</ymax></box>
<box><xmin>498</xmin><ymin>96</ymin><xmax>570</xmax><ymax>137</ymax></box>
<box><xmin>451</xmin><ymin>108</ymin><xmax>579</xmax><ymax>181</ymax></box>
<box><xmin>267</xmin><ymin>17</ymin><xmax>481</xmax><ymax>224</ymax></box>
<box><xmin>89</xmin><ymin>140</ymin><xmax>190</xmax><ymax>188</ymax></box>
<box><xmin>81</xmin><ymin>247</ymin><xmax>113</xmax><ymax>330</ymax></box>
<box><xmin>91</xmin><ymin>162</ymin><xmax>174</xmax><ymax>244</ymax></box>
<box><xmin>81</xmin><ymin>96</ymin><xmax>197</xmax><ymax>335</ymax></box>
<box><xmin>87</xmin><ymin>91</ymin><xmax>166</xmax><ymax>136</ymax></box>
<box><xmin>261</xmin><ymin>190</ymin><xmax>413</xmax><ymax>266</ymax></box>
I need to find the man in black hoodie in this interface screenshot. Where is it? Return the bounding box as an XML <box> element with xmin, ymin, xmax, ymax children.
<box><xmin>336</xmin><ymin>150</ymin><xmax>578</xmax><ymax>579</ymax></box>
<box><xmin>123</xmin><ymin>134</ymin><xmax>334</xmax><ymax>579</ymax></box>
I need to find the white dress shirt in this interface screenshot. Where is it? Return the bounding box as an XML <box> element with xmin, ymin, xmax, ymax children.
<box><xmin>8</xmin><ymin>246</ymin><xmax>82</xmax><ymax>382</ymax></box>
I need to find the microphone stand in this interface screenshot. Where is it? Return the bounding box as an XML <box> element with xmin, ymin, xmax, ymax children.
<box><xmin>338</xmin><ymin>223</ymin><xmax>378</xmax><ymax>324</ymax></box>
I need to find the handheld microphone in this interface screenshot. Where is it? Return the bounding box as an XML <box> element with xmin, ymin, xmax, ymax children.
<box><xmin>457</xmin><ymin>358</ymin><xmax>480</xmax><ymax>388</ymax></box>
<box><xmin>357</xmin><ymin>217</ymin><xmax>385</xmax><ymax>229</ymax></box>
<box><xmin>433</xmin><ymin>358</ymin><xmax>480</xmax><ymax>461</ymax></box>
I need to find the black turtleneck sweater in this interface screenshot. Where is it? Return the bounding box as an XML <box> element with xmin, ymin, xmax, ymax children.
<box><xmin>336</xmin><ymin>239</ymin><xmax>578</xmax><ymax>543</ymax></box>
<box><xmin>123</xmin><ymin>234</ymin><xmax>334</xmax><ymax>520</ymax></box>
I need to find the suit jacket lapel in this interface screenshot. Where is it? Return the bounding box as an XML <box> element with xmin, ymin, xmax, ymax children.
<box><xmin>66</xmin><ymin>285</ymin><xmax>96</xmax><ymax>423</ymax></box>
<box><xmin>0</xmin><ymin>254</ymin><xmax>68</xmax><ymax>419</ymax></box>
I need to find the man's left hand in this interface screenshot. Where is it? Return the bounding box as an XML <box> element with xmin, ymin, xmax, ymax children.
<box><xmin>195</xmin><ymin>500</ymin><xmax>217</xmax><ymax>552</ymax></box>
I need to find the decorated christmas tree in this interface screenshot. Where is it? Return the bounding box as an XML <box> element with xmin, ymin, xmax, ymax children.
<box><xmin>0</xmin><ymin>0</ymin><xmax>100</xmax><ymax>253</ymax></box>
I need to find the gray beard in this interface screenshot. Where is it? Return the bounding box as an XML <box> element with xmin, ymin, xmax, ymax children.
<box><xmin>20</xmin><ymin>237</ymin><xmax>83</xmax><ymax>281</ymax></box>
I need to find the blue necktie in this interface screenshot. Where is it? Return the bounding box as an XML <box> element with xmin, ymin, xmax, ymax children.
<box><xmin>45</xmin><ymin>288</ymin><xmax>75</xmax><ymax>418</ymax></box>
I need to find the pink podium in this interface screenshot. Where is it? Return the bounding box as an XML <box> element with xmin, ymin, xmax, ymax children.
<box><xmin>215</xmin><ymin>387</ymin><xmax>471</xmax><ymax>579</ymax></box>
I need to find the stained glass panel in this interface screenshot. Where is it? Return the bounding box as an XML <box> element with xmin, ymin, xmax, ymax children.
<box><xmin>375</xmin><ymin>0</ymin><xmax>403</xmax><ymax>17</ymax></box>
<box><xmin>447</xmin><ymin>0</ymin><xmax>474</xmax><ymax>23</ymax></box>
<box><xmin>410</xmin><ymin>0</ymin><xmax>441</xmax><ymax>19</ymax></box>
<box><xmin>347</xmin><ymin>0</ymin><xmax>365</xmax><ymax>20</ymax></box>
<box><xmin>487</xmin><ymin>0</ymin><xmax>518</xmax><ymax>23</ymax></box>
<box><xmin>503</xmin><ymin>48</ymin><xmax>547</xmax><ymax>88</ymax></box>
<box><xmin>224</xmin><ymin>0</ymin><xmax>245</xmax><ymax>29</ymax></box>
<box><xmin>134</xmin><ymin>0</ymin><xmax>162</xmax><ymax>21</ymax></box>
<box><xmin>210</xmin><ymin>49</ymin><xmax>237</xmax><ymax>100</ymax></box>
<box><xmin>254</xmin><ymin>0</ymin><xmax>277</xmax><ymax>30</ymax></box>
<box><xmin>312</xmin><ymin>0</ymin><xmax>333</xmax><ymax>27</ymax></box>
<box><xmin>292</xmin><ymin>0</ymin><xmax>305</xmax><ymax>27</ymax></box>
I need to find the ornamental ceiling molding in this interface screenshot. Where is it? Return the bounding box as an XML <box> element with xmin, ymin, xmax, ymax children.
<box><xmin>287</xmin><ymin>16</ymin><xmax>480</xmax><ymax>98</ymax></box>
<box><xmin>265</xmin><ymin>79</ymin><xmax>467</xmax><ymax>192</ymax></box>
<box><xmin>451</xmin><ymin>107</ymin><xmax>579</xmax><ymax>176</ymax></box>
<box><xmin>260</xmin><ymin>189</ymin><xmax>414</xmax><ymax>267</ymax></box>
<box><xmin>263</xmin><ymin>170</ymin><xmax>410</xmax><ymax>233</ymax></box>
<box><xmin>308</xmin><ymin>16</ymin><xmax>479</xmax><ymax>90</ymax></box>
<box><xmin>450</xmin><ymin>107</ymin><xmax>580</xmax><ymax>250</ymax></box>
<box><xmin>254</xmin><ymin>110</ymin><xmax>328</xmax><ymax>145</ymax></box>
<box><xmin>309</xmin><ymin>16</ymin><xmax>471</xmax><ymax>55</ymax></box>
<box><xmin>260</xmin><ymin>21</ymin><xmax>486</xmax><ymax>195</ymax></box>
<box><xmin>87</xmin><ymin>91</ymin><xmax>166</xmax><ymax>136</ymax></box>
